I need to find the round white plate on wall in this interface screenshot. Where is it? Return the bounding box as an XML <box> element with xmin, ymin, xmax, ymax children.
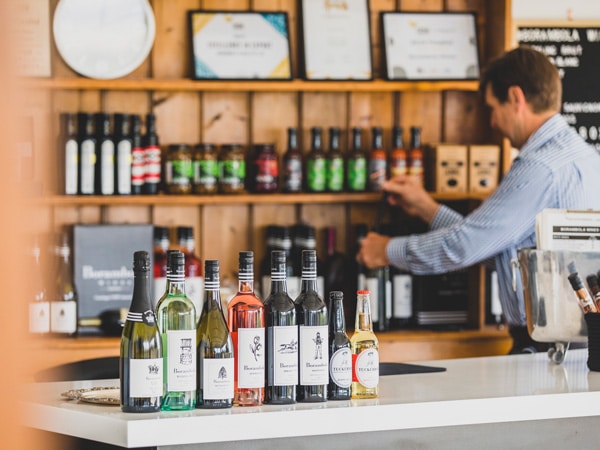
<box><xmin>53</xmin><ymin>0</ymin><xmax>156</xmax><ymax>79</ymax></box>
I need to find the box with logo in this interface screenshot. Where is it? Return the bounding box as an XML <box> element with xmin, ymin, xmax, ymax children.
<box><xmin>73</xmin><ymin>224</ymin><xmax>154</xmax><ymax>334</ymax></box>
<box><xmin>425</xmin><ymin>144</ymin><xmax>468</xmax><ymax>193</ymax></box>
<box><xmin>468</xmin><ymin>145</ymin><xmax>500</xmax><ymax>193</ymax></box>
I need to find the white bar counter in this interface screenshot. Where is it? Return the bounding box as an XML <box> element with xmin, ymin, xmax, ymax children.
<box><xmin>23</xmin><ymin>349</ymin><xmax>600</xmax><ymax>449</ymax></box>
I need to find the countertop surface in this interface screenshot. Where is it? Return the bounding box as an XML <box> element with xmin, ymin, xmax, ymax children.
<box><xmin>22</xmin><ymin>349</ymin><xmax>600</xmax><ymax>448</ymax></box>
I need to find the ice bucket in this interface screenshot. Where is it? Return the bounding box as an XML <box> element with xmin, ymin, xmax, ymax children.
<box><xmin>517</xmin><ymin>248</ymin><xmax>599</xmax><ymax>363</ymax></box>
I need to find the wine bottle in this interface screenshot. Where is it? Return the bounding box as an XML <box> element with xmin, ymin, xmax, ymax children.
<box><xmin>113</xmin><ymin>113</ymin><xmax>132</xmax><ymax>195</ymax></box>
<box><xmin>196</xmin><ymin>260</ymin><xmax>234</xmax><ymax>409</ymax></box>
<box><xmin>368</xmin><ymin>126</ymin><xmax>387</xmax><ymax>192</ymax></box>
<box><xmin>77</xmin><ymin>112</ymin><xmax>96</xmax><ymax>195</ymax></box>
<box><xmin>586</xmin><ymin>273</ymin><xmax>600</xmax><ymax>310</ymax></box>
<box><xmin>328</xmin><ymin>291</ymin><xmax>351</xmax><ymax>400</ymax></box>
<box><xmin>568</xmin><ymin>272</ymin><xmax>598</xmax><ymax>314</ymax></box>
<box><xmin>350</xmin><ymin>290</ymin><xmax>379</xmax><ymax>399</ymax></box>
<box><xmin>60</xmin><ymin>113</ymin><xmax>78</xmax><ymax>195</ymax></box>
<box><xmin>295</xmin><ymin>249</ymin><xmax>328</xmax><ymax>402</ymax></box>
<box><xmin>177</xmin><ymin>226</ymin><xmax>203</xmax><ymax>314</ymax></box>
<box><xmin>50</xmin><ymin>231</ymin><xmax>78</xmax><ymax>337</ymax></box>
<box><xmin>94</xmin><ymin>112</ymin><xmax>115</xmax><ymax>195</ymax></box>
<box><xmin>153</xmin><ymin>226</ymin><xmax>170</xmax><ymax>308</ymax></box>
<box><xmin>282</xmin><ymin>127</ymin><xmax>303</xmax><ymax>193</ymax></box>
<box><xmin>390</xmin><ymin>264</ymin><xmax>413</xmax><ymax>329</ymax></box>
<box><xmin>264</xmin><ymin>250</ymin><xmax>298</xmax><ymax>404</ymax></box>
<box><xmin>389</xmin><ymin>125</ymin><xmax>407</xmax><ymax>178</ymax></box>
<box><xmin>120</xmin><ymin>250</ymin><xmax>163</xmax><ymax>413</ymax></box>
<box><xmin>408</xmin><ymin>126</ymin><xmax>424</xmax><ymax>186</ymax></box>
<box><xmin>131</xmin><ymin>114</ymin><xmax>144</xmax><ymax>195</ymax></box>
<box><xmin>156</xmin><ymin>250</ymin><xmax>196</xmax><ymax>410</ymax></box>
<box><xmin>306</xmin><ymin>127</ymin><xmax>326</xmax><ymax>192</ymax></box>
<box><xmin>346</xmin><ymin>127</ymin><xmax>367</xmax><ymax>192</ymax></box>
<box><xmin>326</xmin><ymin>126</ymin><xmax>344</xmax><ymax>193</ymax></box>
<box><xmin>227</xmin><ymin>251</ymin><xmax>265</xmax><ymax>406</ymax></box>
<box><xmin>29</xmin><ymin>238</ymin><xmax>49</xmax><ymax>335</ymax></box>
<box><xmin>142</xmin><ymin>113</ymin><xmax>161</xmax><ymax>195</ymax></box>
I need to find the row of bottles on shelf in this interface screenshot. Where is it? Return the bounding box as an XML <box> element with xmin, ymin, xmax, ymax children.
<box><xmin>59</xmin><ymin>110</ymin><xmax>424</xmax><ymax>196</ymax></box>
<box><xmin>121</xmin><ymin>248</ymin><xmax>379</xmax><ymax>412</ymax></box>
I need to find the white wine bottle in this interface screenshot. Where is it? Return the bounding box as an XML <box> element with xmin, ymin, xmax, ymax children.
<box><xmin>351</xmin><ymin>290</ymin><xmax>379</xmax><ymax>399</ymax></box>
<box><xmin>120</xmin><ymin>251</ymin><xmax>163</xmax><ymax>413</ymax></box>
<box><xmin>156</xmin><ymin>250</ymin><xmax>196</xmax><ymax>410</ymax></box>
<box><xmin>196</xmin><ymin>260</ymin><xmax>234</xmax><ymax>408</ymax></box>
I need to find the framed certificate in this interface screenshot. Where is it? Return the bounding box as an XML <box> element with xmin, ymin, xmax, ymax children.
<box><xmin>381</xmin><ymin>12</ymin><xmax>480</xmax><ymax>81</ymax></box>
<box><xmin>299</xmin><ymin>0</ymin><xmax>373</xmax><ymax>81</ymax></box>
<box><xmin>188</xmin><ymin>11</ymin><xmax>292</xmax><ymax>80</ymax></box>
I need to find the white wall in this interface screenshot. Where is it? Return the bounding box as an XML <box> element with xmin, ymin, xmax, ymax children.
<box><xmin>513</xmin><ymin>0</ymin><xmax>600</xmax><ymax>20</ymax></box>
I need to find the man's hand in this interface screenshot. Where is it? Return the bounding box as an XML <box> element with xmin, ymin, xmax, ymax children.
<box><xmin>357</xmin><ymin>232</ymin><xmax>391</xmax><ymax>269</ymax></box>
<box><xmin>383</xmin><ymin>175</ymin><xmax>440</xmax><ymax>224</ymax></box>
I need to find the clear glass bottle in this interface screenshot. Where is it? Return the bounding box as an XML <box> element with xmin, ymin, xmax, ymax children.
<box><xmin>113</xmin><ymin>113</ymin><xmax>132</xmax><ymax>195</ymax></box>
<box><xmin>165</xmin><ymin>144</ymin><xmax>193</xmax><ymax>194</ymax></box>
<box><xmin>295</xmin><ymin>249</ymin><xmax>328</xmax><ymax>402</ymax></box>
<box><xmin>306</xmin><ymin>127</ymin><xmax>326</xmax><ymax>193</ymax></box>
<box><xmin>227</xmin><ymin>251</ymin><xmax>265</xmax><ymax>406</ymax></box>
<box><xmin>326</xmin><ymin>126</ymin><xmax>344</xmax><ymax>192</ymax></box>
<box><xmin>350</xmin><ymin>290</ymin><xmax>379</xmax><ymax>399</ymax></box>
<box><xmin>50</xmin><ymin>231</ymin><xmax>78</xmax><ymax>337</ymax></box>
<box><xmin>368</xmin><ymin>126</ymin><xmax>387</xmax><ymax>192</ymax></box>
<box><xmin>263</xmin><ymin>250</ymin><xmax>297</xmax><ymax>404</ymax></box>
<box><xmin>328</xmin><ymin>291</ymin><xmax>351</xmax><ymax>400</ymax></box>
<box><xmin>156</xmin><ymin>250</ymin><xmax>196</xmax><ymax>410</ymax></box>
<box><xmin>196</xmin><ymin>260</ymin><xmax>234</xmax><ymax>409</ymax></box>
<box><xmin>346</xmin><ymin>127</ymin><xmax>367</xmax><ymax>192</ymax></box>
<box><xmin>282</xmin><ymin>127</ymin><xmax>303</xmax><ymax>193</ymax></box>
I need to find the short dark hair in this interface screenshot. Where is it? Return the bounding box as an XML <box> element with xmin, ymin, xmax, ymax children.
<box><xmin>479</xmin><ymin>46</ymin><xmax>561</xmax><ymax>113</ymax></box>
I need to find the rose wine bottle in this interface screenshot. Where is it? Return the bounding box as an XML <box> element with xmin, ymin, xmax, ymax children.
<box><xmin>351</xmin><ymin>290</ymin><xmax>379</xmax><ymax>399</ymax></box>
<box><xmin>120</xmin><ymin>251</ymin><xmax>163</xmax><ymax>412</ymax></box>
<box><xmin>227</xmin><ymin>251</ymin><xmax>265</xmax><ymax>406</ymax></box>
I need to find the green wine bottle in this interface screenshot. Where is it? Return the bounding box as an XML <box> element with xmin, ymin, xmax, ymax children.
<box><xmin>120</xmin><ymin>250</ymin><xmax>163</xmax><ymax>413</ymax></box>
<box><xmin>156</xmin><ymin>250</ymin><xmax>196</xmax><ymax>410</ymax></box>
<box><xmin>196</xmin><ymin>260</ymin><xmax>234</xmax><ymax>408</ymax></box>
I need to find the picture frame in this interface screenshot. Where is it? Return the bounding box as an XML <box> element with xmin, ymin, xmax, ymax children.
<box><xmin>299</xmin><ymin>0</ymin><xmax>373</xmax><ymax>81</ymax></box>
<box><xmin>187</xmin><ymin>10</ymin><xmax>292</xmax><ymax>80</ymax></box>
<box><xmin>381</xmin><ymin>11</ymin><xmax>480</xmax><ymax>81</ymax></box>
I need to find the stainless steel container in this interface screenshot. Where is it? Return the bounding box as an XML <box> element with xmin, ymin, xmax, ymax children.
<box><xmin>517</xmin><ymin>248</ymin><xmax>598</xmax><ymax>363</ymax></box>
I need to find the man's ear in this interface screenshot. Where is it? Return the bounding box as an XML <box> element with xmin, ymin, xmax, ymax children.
<box><xmin>507</xmin><ymin>85</ymin><xmax>527</xmax><ymax>109</ymax></box>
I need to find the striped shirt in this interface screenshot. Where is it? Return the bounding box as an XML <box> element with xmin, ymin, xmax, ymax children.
<box><xmin>386</xmin><ymin>114</ymin><xmax>600</xmax><ymax>325</ymax></box>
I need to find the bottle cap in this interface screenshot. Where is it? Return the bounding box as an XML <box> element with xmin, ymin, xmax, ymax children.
<box><xmin>357</xmin><ymin>289</ymin><xmax>370</xmax><ymax>295</ymax></box>
<box><xmin>330</xmin><ymin>291</ymin><xmax>343</xmax><ymax>301</ymax></box>
<box><xmin>568</xmin><ymin>272</ymin><xmax>584</xmax><ymax>291</ymax></box>
<box><xmin>133</xmin><ymin>250</ymin><xmax>150</xmax><ymax>271</ymax></box>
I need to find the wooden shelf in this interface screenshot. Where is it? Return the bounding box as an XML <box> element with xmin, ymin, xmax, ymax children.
<box><xmin>23</xmin><ymin>77</ymin><xmax>480</xmax><ymax>93</ymax></box>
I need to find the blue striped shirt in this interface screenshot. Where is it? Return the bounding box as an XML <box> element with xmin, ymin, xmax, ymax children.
<box><xmin>386</xmin><ymin>114</ymin><xmax>600</xmax><ymax>325</ymax></box>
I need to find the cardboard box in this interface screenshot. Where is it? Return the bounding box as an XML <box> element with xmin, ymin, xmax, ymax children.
<box><xmin>468</xmin><ymin>145</ymin><xmax>500</xmax><ymax>193</ymax></box>
<box><xmin>74</xmin><ymin>224</ymin><xmax>153</xmax><ymax>334</ymax></box>
<box><xmin>425</xmin><ymin>144</ymin><xmax>468</xmax><ymax>193</ymax></box>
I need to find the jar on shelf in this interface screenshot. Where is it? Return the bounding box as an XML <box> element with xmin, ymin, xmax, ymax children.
<box><xmin>164</xmin><ymin>144</ymin><xmax>193</xmax><ymax>194</ymax></box>
<box><xmin>193</xmin><ymin>143</ymin><xmax>219</xmax><ymax>194</ymax></box>
<box><xmin>250</xmin><ymin>143</ymin><xmax>279</xmax><ymax>193</ymax></box>
<box><xmin>218</xmin><ymin>144</ymin><xmax>246</xmax><ymax>194</ymax></box>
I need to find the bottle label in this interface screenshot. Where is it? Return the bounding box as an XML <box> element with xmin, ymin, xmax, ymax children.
<box><xmin>127</xmin><ymin>309</ymin><xmax>157</xmax><ymax>326</ymax></box>
<box><xmin>144</xmin><ymin>145</ymin><xmax>162</xmax><ymax>185</ymax></box>
<box><xmin>219</xmin><ymin>160</ymin><xmax>246</xmax><ymax>187</ymax></box>
<box><xmin>347</xmin><ymin>158</ymin><xmax>366</xmax><ymax>191</ymax></box>
<box><xmin>254</xmin><ymin>158</ymin><xmax>278</xmax><ymax>187</ymax></box>
<box><xmin>185</xmin><ymin>277</ymin><xmax>203</xmax><ymax>317</ymax></box>
<box><xmin>329</xmin><ymin>347</ymin><xmax>352</xmax><ymax>388</ymax></box>
<box><xmin>392</xmin><ymin>274</ymin><xmax>412</xmax><ymax>319</ymax></box>
<box><xmin>299</xmin><ymin>325</ymin><xmax>329</xmax><ymax>385</ymax></box>
<box><xmin>353</xmin><ymin>348</ymin><xmax>379</xmax><ymax>388</ymax></box>
<box><xmin>166</xmin><ymin>160</ymin><xmax>193</xmax><ymax>186</ymax></box>
<box><xmin>237</xmin><ymin>327</ymin><xmax>265</xmax><ymax>388</ymax></box>
<box><xmin>129</xmin><ymin>357</ymin><xmax>163</xmax><ymax>398</ymax></box>
<box><xmin>307</xmin><ymin>158</ymin><xmax>326</xmax><ymax>191</ymax></box>
<box><xmin>326</xmin><ymin>157</ymin><xmax>344</xmax><ymax>191</ymax></box>
<box><xmin>131</xmin><ymin>146</ymin><xmax>145</xmax><ymax>188</ymax></box>
<box><xmin>202</xmin><ymin>357</ymin><xmax>234</xmax><ymax>400</ymax></box>
<box><xmin>193</xmin><ymin>160</ymin><xmax>218</xmax><ymax>188</ymax></box>
<box><xmin>390</xmin><ymin>152</ymin><xmax>407</xmax><ymax>177</ymax></box>
<box><xmin>65</xmin><ymin>139</ymin><xmax>78</xmax><ymax>195</ymax></box>
<box><xmin>166</xmin><ymin>329</ymin><xmax>196</xmax><ymax>392</ymax></box>
<box><xmin>284</xmin><ymin>158</ymin><xmax>302</xmax><ymax>191</ymax></box>
<box><xmin>270</xmin><ymin>325</ymin><xmax>298</xmax><ymax>386</ymax></box>
<box><xmin>80</xmin><ymin>139</ymin><xmax>95</xmax><ymax>194</ymax></box>
<box><xmin>50</xmin><ymin>301</ymin><xmax>77</xmax><ymax>334</ymax></box>
<box><xmin>101</xmin><ymin>140</ymin><xmax>115</xmax><ymax>195</ymax></box>
<box><xmin>368</xmin><ymin>157</ymin><xmax>387</xmax><ymax>191</ymax></box>
<box><xmin>29</xmin><ymin>302</ymin><xmax>50</xmax><ymax>333</ymax></box>
<box><xmin>117</xmin><ymin>140</ymin><xmax>132</xmax><ymax>194</ymax></box>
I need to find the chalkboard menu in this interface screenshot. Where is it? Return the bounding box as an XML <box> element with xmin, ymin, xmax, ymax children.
<box><xmin>517</xmin><ymin>25</ymin><xmax>600</xmax><ymax>151</ymax></box>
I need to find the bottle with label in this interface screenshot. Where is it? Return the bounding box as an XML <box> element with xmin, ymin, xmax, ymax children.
<box><xmin>156</xmin><ymin>250</ymin><xmax>196</xmax><ymax>410</ymax></box>
<box><xmin>227</xmin><ymin>251</ymin><xmax>265</xmax><ymax>406</ymax></box>
<box><xmin>282</xmin><ymin>127</ymin><xmax>303</xmax><ymax>193</ymax></box>
<box><xmin>389</xmin><ymin>125</ymin><xmax>407</xmax><ymax>178</ymax></box>
<box><xmin>130</xmin><ymin>114</ymin><xmax>144</xmax><ymax>195</ymax></box>
<box><xmin>165</xmin><ymin>144</ymin><xmax>193</xmax><ymax>194</ymax></box>
<box><xmin>218</xmin><ymin>144</ymin><xmax>246</xmax><ymax>194</ymax></box>
<box><xmin>368</xmin><ymin>127</ymin><xmax>387</xmax><ymax>192</ymax></box>
<box><xmin>408</xmin><ymin>126</ymin><xmax>424</xmax><ymax>186</ymax></box>
<box><xmin>153</xmin><ymin>226</ymin><xmax>170</xmax><ymax>309</ymax></box>
<box><xmin>295</xmin><ymin>249</ymin><xmax>328</xmax><ymax>402</ymax></box>
<box><xmin>76</xmin><ymin>112</ymin><xmax>96</xmax><ymax>195</ymax></box>
<box><xmin>366</xmin><ymin>264</ymin><xmax>390</xmax><ymax>332</ymax></box>
<box><xmin>94</xmin><ymin>113</ymin><xmax>115</xmax><ymax>195</ymax></box>
<box><xmin>250</xmin><ymin>144</ymin><xmax>279</xmax><ymax>193</ymax></box>
<box><xmin>351</xmin><ymin>290</ymin><xmax>379</xmax><ymax>399</ymax></box>
<box><xmin>328</xmin><ymin>291</ymin><xmax>351</xmax><ymax>400</ymax></box>
<box><xmin>306</xmin><ymin>127</ymin><xmax>326</xmax><ymax>193</ymax></box>
<box><xmin>346</xmin><ymin>127</ymin><xmax>367</xmax><ymax>192</ymax></box>
<box><xmin>326</xmin><ymin>126</ymin><xmax>344</xmax><ymax>192</ymax></box>
<box><xmin>142</xmin><ymin>113</ymin><xmax>161</xmax><ymax>195</ymax></box>
<box><xmin>60</xmin><ymin>113</ymin><xmax>78</xmax><ymax>195</ymax></box>
<box><xmin>113</xmin><ymin>113</ymin><xmax>132</xmax><ymax>195</ymax></box>
<box><xmin>192</xmin><ymin>143</ymin><xmax>219</xmax><ymax>194</ymax></box>
<box><xmin>177</xmin><ymin>226</ymin><xmax>203</xmax><ymax>314</ymax></box>
<box><xmin>29</xmin><ymin>238</ymin><xmax>49</xmax><ymax>335</ymax></box>
<box><xmin>390</xmin><ymin>264</ymin><xmax>413</xmax><ymax>329</ymax></box>
<box><xmin>120</xmin><ymin>251</ymin><xmax>163</xmax><ymax>412</ymax></box>
<box><xmin>50</xmin><ymin>231</ymin><xmax>78</xmax><ymax>337</ymax></box>
<box><xmin>196</xmin><ymin>260</ymin><xmax>234</xmax><ymax>409</ymax></box>
<box><xmin>263</xmin><ymin>250</ymin><xmax>298</xmax><ymax>404</ymax></box>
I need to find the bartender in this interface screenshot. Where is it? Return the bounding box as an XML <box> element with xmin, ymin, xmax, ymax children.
<box><xmin>357</xmin><ymin>46</ymin><xmax>600</xmax><ymax>353</ymax></box>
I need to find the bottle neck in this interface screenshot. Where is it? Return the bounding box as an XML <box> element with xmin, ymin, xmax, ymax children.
<box><xmin>410</xmin><ymin>128</ymin><xmax>421</xmax><ymax>149</ymax></box>
<box><xmin>270</xmin><ymin>261</ymin><xmax>288</xmax><ymax>293</ymax></box>
<box><xmin>372</xmin><ymin>129</ymin><xmax>383</xmax><ymax>149</ymax></box>
<box><xmin>204</xmin><ymin>272</ymin><xmax>222</xmax><ymax>310</ymax></box>
<box><xmin>238</xmin><ymin>271</ymin><xmax>254</xmax><ymax>294</ymax></box>
<box><xmin>330</xmin><ymin>299</ymin><xmax>346</xmax><ymax>332</ymax></box>
<box><xmin>311</xmin><ymin>129</ymin><xmax>322</xmax><ymax>151</ymax></box>
<box><xmin>130</xmin><ymin>269</ymin><xmax>152</xmax><ymax>314</ymax></box>
<box><xmin>300</xmin><ymin>265</ymin><xmax>318</xmax><ymax>292</ymax></box>
<box><xmin>166</xmin><ymin>265</ymin><xmax>186</xmax><ymax>295</ymax></box>
<box><xmin>287</xmin><ymin>128</ymin><xmax>298</xmax><ymax>151</ymax></box>
<box><xmin>355</xmin><ymin>293</ymin><xmax>373</xmax><ymax>331</ymax></box>
<box><xmin>392</xmin><ymin>127</ymin><xmax>403</xmax><ymax>148</ymax></box>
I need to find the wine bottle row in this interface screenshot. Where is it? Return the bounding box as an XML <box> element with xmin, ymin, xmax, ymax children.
<box><xmin>120</xmin><ymin>249</ymin><xmax>379</xmax><ymax>413</ymax></box>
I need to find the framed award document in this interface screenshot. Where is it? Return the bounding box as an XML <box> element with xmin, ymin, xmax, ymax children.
<box><xmin>381</xmin><ymin>12</ymin><xmax>480</xmax><ymax>81</ymax></box>
<box><xmin>299</xmin><ymin>0</ymin><xmax>373</xmax><ymax>81</ymax></box>
<box><xmin>188</xmin><ymin>11</ymin><xmax>292</xmax><ymax>80</ymax></box>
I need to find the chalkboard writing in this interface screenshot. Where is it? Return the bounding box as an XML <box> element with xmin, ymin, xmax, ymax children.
<box><xmin>517</xmin><ymin>25</ymin><xmax>600</xmax><ymax>151</ymax></box>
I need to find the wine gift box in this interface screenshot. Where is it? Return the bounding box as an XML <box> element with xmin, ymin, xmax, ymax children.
<box><xmin>73</xmin><ymin>224</ymin><xmax>153</xmax><ymax>335</ymax></box>
<box><xmin>468</xmin><ymin>145</ymin><xmax>500</xmax><ymax>193</ymax></box>
<box><xmin>425</xmin><ymin>144</ymin><xmax>468</xmax><ymax>193</ymax></box>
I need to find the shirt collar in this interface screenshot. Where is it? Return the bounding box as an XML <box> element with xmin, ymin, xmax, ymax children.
<box><xmin>519</xmin><ymin>113</ymin><xmax>567</xmax><ymax>156</ymax></box>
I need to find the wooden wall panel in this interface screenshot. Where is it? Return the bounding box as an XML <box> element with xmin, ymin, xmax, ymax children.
<box><xmin>301</xmin><ymin>92</ymin><xmax>347</xmax><ymax>151</ymax></box>
<box><xmin>103</xmin><ymin>206</ymin><xmax>151</xmax><ymax>225</ymax></box>
<box><xmin>102</xmin><ymin>92</ymin><xmax>150</xmax><ymax>117</ymax></box>
<box><xmin>300</xmin><ymin>203</ymin><xmax>346</xmax><ymax>260</ymax></box>
<box><xmin>349</xmin><ymin>92</ymin><xmax>395</xmax><ymax>147</ymax></box>
<box><xmin>443</xmin><ymin>91</ymin><xmax>487</xmax><ymax>144</ymax></box>
<box><xmin>201</xmin><ymin>92</ymin><xmax>249</xmax><ymax>144</ymax></box>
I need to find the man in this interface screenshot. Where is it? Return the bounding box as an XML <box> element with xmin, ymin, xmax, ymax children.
<box><xmin>358</xmin><ymin>46</ymin><xmax>600</xmax><ymax>353</ymax></box>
